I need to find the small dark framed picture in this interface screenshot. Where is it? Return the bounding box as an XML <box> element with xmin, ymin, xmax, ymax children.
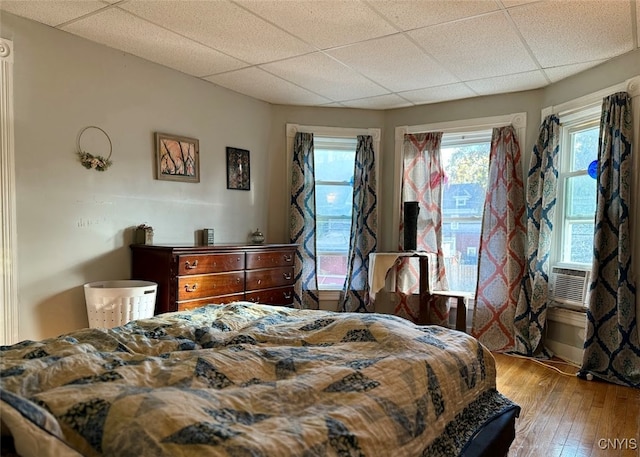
<box><xmin>226</xmin><ymin>147</ymin><xmax>250</xmax><ymax>190</ymax></box>
<box><xmin>155</xmin><ymin>132</ymin><xmax>199</xmax><ymax>183</ymax></box>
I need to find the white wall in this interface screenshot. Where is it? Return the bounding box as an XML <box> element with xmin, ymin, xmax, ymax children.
<box><xmin>2</xmin><ymin>13</ymin><xmax>273</xmax><ymax>340</ymax></box>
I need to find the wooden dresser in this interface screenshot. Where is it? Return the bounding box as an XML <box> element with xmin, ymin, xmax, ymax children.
<box><xmin>130</xmin><ymin>244</ymin><xmax>297</xmax><ymax>315</ymax></box>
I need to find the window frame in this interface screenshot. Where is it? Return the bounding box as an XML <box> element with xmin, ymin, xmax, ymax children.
<box><xmin>286</xmin><ymin>124</ymin><xmax>380</xmax><ymax>298</ymax></box>
<box><xmin>553</xmin><ymin>105</ymin><xmax>601</xmax><ymax>269</ymax></box>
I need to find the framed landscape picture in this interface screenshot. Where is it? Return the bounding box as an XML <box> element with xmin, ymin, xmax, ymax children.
<box><xmin>155</xmin><ymin>132</ymin><xmax>199</xmax><ymax>183</ymax></box>
<box><xmin>226</xmin><ymin>147</ymin><xmax>250</xmax><ymax>190</ymax></box>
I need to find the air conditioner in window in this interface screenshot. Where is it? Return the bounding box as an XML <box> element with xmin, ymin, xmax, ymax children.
<box><xmin>549</xmin><ymin>266</ymin><xmax>591</xmax><ymax>310</ymax></box>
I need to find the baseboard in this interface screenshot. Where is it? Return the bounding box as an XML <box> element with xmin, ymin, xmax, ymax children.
<box><xmin>545</xmin><ymin>339</ymin><xmax>583</xmax><ymax>366</ymax></box>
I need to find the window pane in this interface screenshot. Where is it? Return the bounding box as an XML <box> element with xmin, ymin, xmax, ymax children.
<box><xmin>571</xmin><ymin>126</ymin><xmax>599</xmax><ymax>171</ymax></box>
<box><xmin>566</xmin><ymin>222</ymin><xmax>594</xmax><ymax>263</ymax></box>
<box><xmin>315</xmin><ymin>184</ymin><xmax>353</xmax><ymax>217</ymax></box>
<box><xmin>441</xmin><ymin>142</ymin><xmax>490</xmax><ymax>293</ymax></box>
<box><xmin>314</xmin><ymin>141</ymin><xmax>355</xmax><ymax>289</ymax></box>
<box><xmin>565</xmin><ymin>175</ymin><xmax>596</xmax><ymax>218</ymax></box>
<box><xmin>314</xmin><ymin>147</ymin><xmax>355</xmax><ymax>182</ymax></box>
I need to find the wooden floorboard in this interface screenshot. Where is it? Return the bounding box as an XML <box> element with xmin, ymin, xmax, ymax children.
<box><xmin>493</xmin><ymin>353</ymin><xmax>640</xmax><ymax>457</ymax></box>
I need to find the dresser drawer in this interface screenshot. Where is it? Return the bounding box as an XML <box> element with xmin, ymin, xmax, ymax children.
<box><xmin>245</xmin><ymin>266</ymin><xmax>294</xmax><ymax>291</ymax></box>
<box><xmin>178</xmin><ymin>293</ymin><xmax>245</xmax><ymax>311</ymax></box>
<box><xmin>178</xmin><ymin>253</ymin><xmax>244</xmax><ymax>275</ymax></box>
<box><xmin>246</xmin><ymin>250</ymin><xmax>295</xmax><ymax>270</ymax></box>
<box><xmin>178</xmin><ymin>272</ymin><xmax>244</xmax><ymax>301</ymax></box>
<box><xmin>246</xmin><ymin>286</ymin><xmax>294</xmax><ymax>306</ymax></box>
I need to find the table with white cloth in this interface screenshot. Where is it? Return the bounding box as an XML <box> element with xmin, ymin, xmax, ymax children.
<box><xmin>368</xmin><ymin>251</ymin><xmax>472</xmax><ymax>331</ymax></box>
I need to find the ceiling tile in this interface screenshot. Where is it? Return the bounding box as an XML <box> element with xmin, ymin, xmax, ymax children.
<box><xmin>119</xmin><ymin>0</ymin><xmax>314</xmax><ymax>64</ymax></box>
<box><xmin>237</xmin><ymin>0</ymin><xmax>397</xmax><ymax>49</ymax></box>
<box><xmin>544</xmin><ymin>60</ymin><xmax>606</xmax><ymax>84</ymax></box>
<box><xmin>260</xmin><ymin>52</ymin><xmax>389</xmax><ymax>101</ymax></box>
<box><xmin>465</xmin><ymin>70</ymin><xmax>548</xmax><ymax>95</ymax></box>
<box><xmin>509</xmin><ymin>0</ymin><xmax>633</xmax><ymax>68</ymax></box>
<box><xmin>408</xmin><ymin>11</ymin><xmax>538</xmax><ymax>80</ymax></box>
<box><xmin>62</xmin><ymin>8</ymin><xmax>247</xmax><ymax>77</ymax></box>
<box><xmin>326</xmin><ymin>34</ymin><xmax>458</xmax><ymax>92</ymax></box>
<box><xmin>367</xmin><ymin>0</ymin><xmax>500</xmax><ymax>31</ymax></box>
<box><xmin>205</xmin><ymin>67</ymin><xmax>332</xmax><ymax>106</ymax></box>
<box><xmin>399</xmin><ymin>83</ymin><xmax>477</xmax><ymax>105</ymax></box>
<box><xmin>0</xmin><ymin>0</ymin><xmax>107</xmax><ymax>27</ymax></box>
<box><xmin>340</xmin><ymin>94</ymin><xmax>413</xmax><ymax>110</ymax></box>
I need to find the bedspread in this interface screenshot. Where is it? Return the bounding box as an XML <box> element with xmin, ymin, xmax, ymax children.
<box><xmin>1</xmin><ymin>302</ymin><xmax>518</xmax><ymax>457</ymax></box>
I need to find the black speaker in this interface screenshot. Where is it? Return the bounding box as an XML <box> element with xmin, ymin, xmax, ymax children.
<box><xmin>403</xmin><ymin>201</ymin><xmax>419</xmax><ymax>251</ymax></box>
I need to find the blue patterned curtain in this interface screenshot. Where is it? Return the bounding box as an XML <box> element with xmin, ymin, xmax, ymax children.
<box><xmin>580</xmin><ymin>92</ymin><xmax>640</xmax><ymax>387</ymax></box>
<box><xmin>513</xmin><ymin>115</ymin><xmax>560</xmax><ymax>356</ymax></box>
<box><xmin>290</xmin><ymin>132</ymin><xmax>319</xmax><ymax>309</ymax></box>
<box><xmin>339</xmin><ymin>135</ymin><xmax>378</xmax><ymax>313</ymax></box>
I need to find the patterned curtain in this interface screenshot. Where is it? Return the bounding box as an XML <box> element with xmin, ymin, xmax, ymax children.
<box><xmin>513</xmin><ymin>115</ymin><xmax>560</xmax><ymax>356</ymax></box>
<box><xmin>395</xmin><ymin>132</ymin><xmax>449</xmax><ymax>325</ymax></box>
<box><xmin>472</xmin><ymin>126</ymin><xmax>526</xmax><ymax>352</ymax></box>
<box><xmin>339</xmin><ymin>135</ymin><xmax>378</xmax><ymax>313</ymax></box>
<box><xmin>290</xmin><ymin>132</ymin><xmax>319</xmax><ymax>309</ymax></box>
<box><xmin>580</xmin><ymin>92</ymin><xmax>640</xmax><ymax>387</ymax></box>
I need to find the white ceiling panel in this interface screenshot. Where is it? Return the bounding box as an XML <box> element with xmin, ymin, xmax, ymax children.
<box><xmin>326</xmin><ymin>34</ymin><xmax>458</xmax><ymax>92</ymax></box>
<box><xmin>340</xmin><ymin>93</ymin><xmax>413</xmax><ymax>110</ymax></box>
<box><xmin>367</xmin><ymin>0</ymin><xmax>500</xmax><ymax>31</ymax></box>
<box><xmin>62</xmin><ymin>8</ymin><xmax>247</xmax><ymax>77</ymax></box>
<box><xmin>465</xmin><ymin>70</ymin><xmax>548</xmax><ymax>95</ymax></box>
<box><xmin>544</xmin><ymin>60</ymin><xmax>606</xmax><ymax>83</ymax></box>
<box><xmin>408</xmin><ymin>11</ymin><xmax>539</xmax><ymax>80</ymax></box>
<box><xmin>260</xmin><ymin>52</ymin><xmax>389</xmax><ymax>101</ymax></box>
<box><xmin>0</xmin><ymin>0</ymin><xmax>107</xmax><ymax>27</ymax></box>
<box><xmin>509</xmin><ymin>1</ymin><xmax>634</xmax><ymax>68</ymax></box>
<box><xmin>1</xmin><ymin>0</ymin><xmax>637</xmax><ymax>110</ymax></box>
<box><xmin>119</xmin><ymin>0</ymin><xmax>315</xmax><ymax>64</ymax></box>
<box><xmin>399</xmin><ymin>83</ymin><xmax>477</xmax><ymax>105</ymax></box>
<box><xmin>237</xmin><ymin>0</ymin><xmax>398</xmax><ymax>50</ymax></box>
<box><xmin>205</xmin><ymin>67</ymin><xmax>332</xmax><ymax>106</ymax></box>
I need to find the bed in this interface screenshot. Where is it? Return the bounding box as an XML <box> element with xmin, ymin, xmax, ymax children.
<box><xmin>1</xmin><ymin>302</ymin><xmax>519</xmax><ymax>456</ymax></box>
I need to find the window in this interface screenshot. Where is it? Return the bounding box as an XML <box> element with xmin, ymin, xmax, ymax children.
<box><xmin>440</xmin><ymin>131</ymin><xmax>492</xmax><ymax>293</ymax></box>
<box><xmin>556</xmin><ymin>106</ymin><xmax>600</xmax><ymax>267</ymax></box>
<box><xmin>314</xmin><ymin>136</ymin><xmax>357</xmax><ymax>289</ymax></box>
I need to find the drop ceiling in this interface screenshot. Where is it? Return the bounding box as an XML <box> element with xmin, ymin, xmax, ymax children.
<box><xmin>1</xmin><ymin>0</ymin><xmax>638</xmax><ymax>110</ymax></box>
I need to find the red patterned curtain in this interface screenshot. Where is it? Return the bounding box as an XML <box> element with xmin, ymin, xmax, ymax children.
<box><xmin>472</xmin><ymin>126</ymin><xmax>526</xmax><ymax>351</ymax></box>
<box><xmin>395</xmin><ymin>132</ymin><xmax>449</xmax><ymax>325</ymax></box>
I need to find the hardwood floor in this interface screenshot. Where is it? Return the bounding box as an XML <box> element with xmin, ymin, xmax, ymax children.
<box><xmin>493</xmin><ymin>353</ymin><xmax>640</xmax><ymax>457</ymax></box>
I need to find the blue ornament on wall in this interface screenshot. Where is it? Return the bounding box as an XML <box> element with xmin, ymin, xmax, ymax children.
<box><xmin>588</xmin><ymin>160</ymin><xmax>598</xmax><ymax>179</ymax></box>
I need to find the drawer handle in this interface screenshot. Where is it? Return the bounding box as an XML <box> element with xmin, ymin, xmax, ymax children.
<box><xmin>284</xmin><ymin>254</ymin><xmax>293</xmax><ymax>262</ymax></box>
<box><xmin>284</xmin><ymin>291</ymin><xmax>292</xmax><ymax>299</ymax></box>
<box><xmin>185</xmin><ymin>260</ymin><xmax>198</xmax><ymax>270</ymax></box>
<box><xmin>184</xmin><ymin>284</ymin><xmax>198</xmax><ymax>292</ymax></box>
<box><xmin>283</xmin><ymin>272</ymin><xmax>292</xmax><ymax>280</ymax></box>
<box><xmin>236</xmin><ymin>278</ymin><xmax>241</xmax><ymax>284</ymax></box>
<box><xmin>257</xmin><ymin>279</ymin><xmax>262</xmax><ymax>285</ymax></box>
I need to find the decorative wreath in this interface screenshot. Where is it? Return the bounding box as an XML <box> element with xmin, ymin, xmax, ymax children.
<box><xmin>77</xmin><ymin>126</ymin><xmax>113</xmax><ymax>171</ymax></box>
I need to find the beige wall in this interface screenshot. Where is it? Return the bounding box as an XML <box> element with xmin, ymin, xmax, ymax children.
<box><xmin>3</xmin><ymin>10</ymin><xmax>639</xmax><ymax>342</ymax></box>
<box><xmin>2</xmin><ymin>13</ymin><xmax>273</xmax><ymax>339</ymax></box>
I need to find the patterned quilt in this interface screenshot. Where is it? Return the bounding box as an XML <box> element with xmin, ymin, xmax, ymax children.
<box><xmin>1</xmin><ymin>302</ymin><xmax>519</xmax><ymax>457</ymax></box>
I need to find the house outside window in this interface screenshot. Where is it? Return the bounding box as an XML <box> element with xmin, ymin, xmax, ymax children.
<box><xmin>314</xmin><ymin>136</ymin><xmax>357</xmax><ymax>289</ymax></box>
<box><xmin>441</xmin><ymin>131</ymin><xmax>492</xmax><ymax>293</ymax></box>
<box><xmin>555</xmin><ymin>106</ymin><xmax>600</xmax><ymax>267</ymax></box>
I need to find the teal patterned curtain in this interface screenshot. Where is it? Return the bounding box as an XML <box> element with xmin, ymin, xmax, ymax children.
<box><xmin>580</xmin><ymin>92</ymin><xmax>640</xmax><ymax>387</ymax></box>
<box><xmin>339</xmin><ymin>135</ymin><xmax>378</xmax><ymax>312</ymax></box>
<box><xmin>290</xmin><ymin>132</ymin><xmax>319</xmax><ymax>309</ymax></box>
<box><xmin>513</xmin><ymin>115</ymin><xmax>560</xmax><ymax>356</ymax></box>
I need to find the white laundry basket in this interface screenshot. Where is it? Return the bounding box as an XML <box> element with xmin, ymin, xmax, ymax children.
<box><xmin>84</xmin><ymin>280</ymin><xmax>157</xmax><ymax>328</ymax></box>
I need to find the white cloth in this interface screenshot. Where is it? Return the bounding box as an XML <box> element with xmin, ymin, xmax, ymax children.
<box><xmin>368</xmin><ymin>252</ymin><xmax>429</xmax><ymax>301</ymax></box>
